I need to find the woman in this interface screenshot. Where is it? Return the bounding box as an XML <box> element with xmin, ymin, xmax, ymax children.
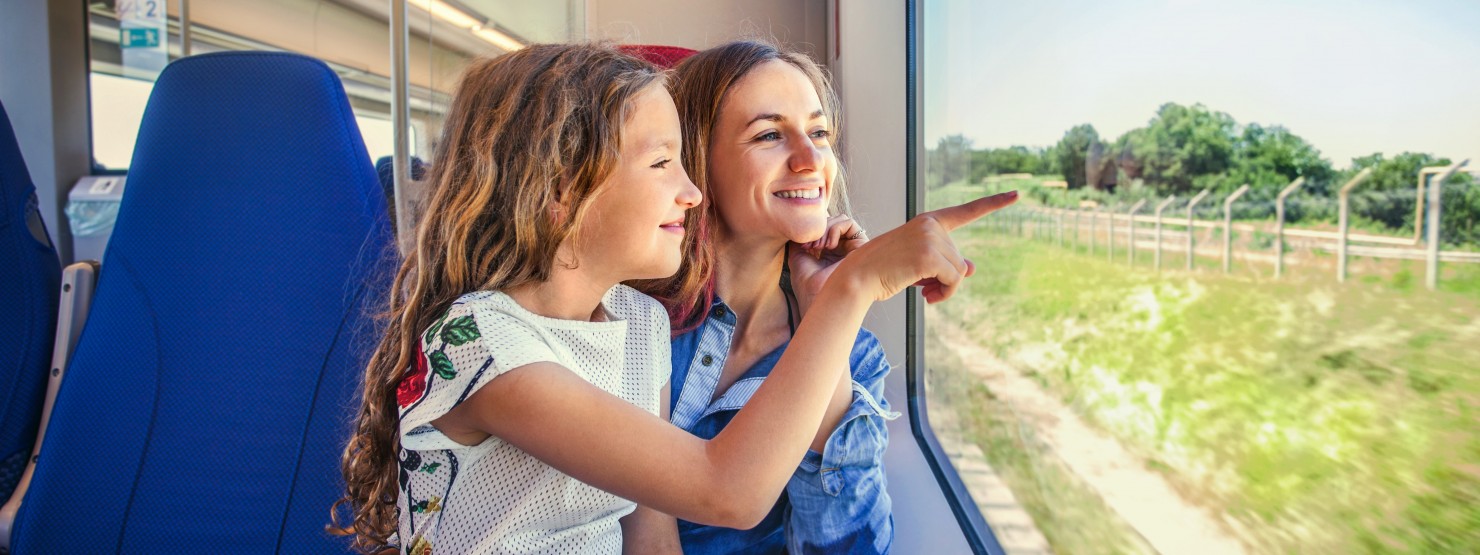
<box><xmin>650</xmin><ymin>40</ymin><xmax>898</xmax><ymax>554</ymax></box>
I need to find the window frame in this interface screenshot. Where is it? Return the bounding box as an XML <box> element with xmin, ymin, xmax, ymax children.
<box><xmin>903</xmin><ymin>1</ymin><xmax>1008</xmax><ymax>553</ymax></box>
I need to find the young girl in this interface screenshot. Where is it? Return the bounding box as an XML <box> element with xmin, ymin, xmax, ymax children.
<box><xmin>334</xmin><ymin>43</ymin><xmax>1013</xmax><ymax>555</ymax></box>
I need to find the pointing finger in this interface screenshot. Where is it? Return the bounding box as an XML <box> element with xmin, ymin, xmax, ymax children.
<box><xmin>924</xmin><ymin>190</ymin><xmax>1018</xmax><ymax>231</ymax></box>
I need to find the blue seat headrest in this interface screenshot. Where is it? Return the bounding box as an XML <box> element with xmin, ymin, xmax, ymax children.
<box><xmin>11</xmin><ymin>51</ymin><xmax>394</xmax><ymax>553</ymax></box>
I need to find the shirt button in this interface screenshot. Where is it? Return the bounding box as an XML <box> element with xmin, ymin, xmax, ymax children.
<box><xmin>701</xmin><ymin>355</ymin><xmax>714</xmax><ymax>366</ymax></box>
<box><xmin>712</xmin><ymin>306</ymin><xmax>726</xmax><ymax>319</ymax></box>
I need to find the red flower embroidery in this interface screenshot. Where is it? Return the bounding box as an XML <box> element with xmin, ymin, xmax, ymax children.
<box><xmin>397</xmin><ymin>346</ymin><xmax>430</xmax><ymax>408</ymax></box>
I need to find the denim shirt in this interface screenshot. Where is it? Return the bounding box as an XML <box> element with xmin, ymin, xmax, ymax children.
<box><xmin>670</xmin><ymin>297</ymin><xmax>899</xmax><ymax>554</ymax></box>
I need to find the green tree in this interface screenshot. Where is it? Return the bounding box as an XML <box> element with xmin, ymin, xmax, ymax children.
<box><xmin>928</xmin><ymin>134</ymin><xmax>973</xmax><ymax>188</ymax></box>
<box><xmin>1122</xmin><ymin>103</ymin><xmax>1236</xmax><ymax>194</ymax></box>
<box><xmin>1342</xmin><ymin>152</ymin><xmax>1475</xmax><ymax>240</ymax></box>
<box><xmin>1196</xmin><ymin>123</ymin><xmax>1336</xmax><ymax>201</ymax></box>
<box><xmin>970</xmin><ymin>146</ymin><xmax>1050</xmax><ymax>182</ymax></box>
<box><xmin>1055</xmin><ymin>124</ymin><xmax>1099</xmax><ymax>189</ymax></box>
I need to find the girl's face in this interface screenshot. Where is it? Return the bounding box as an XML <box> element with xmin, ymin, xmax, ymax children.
<box><xmin>575</xmin><ymin>85</ymin><xmax>701</xmax><ymax>282</ymax></box>
<box><xmin>708</xmin><ymin>60</ymin><xmax>836</xmax><ymax>245</ymax></box>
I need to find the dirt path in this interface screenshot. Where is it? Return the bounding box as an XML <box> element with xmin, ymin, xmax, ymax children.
<box><xmin>935</xmin><ymin>318</ymin><xmax>1248</xmax><ymax>555</ymax></box>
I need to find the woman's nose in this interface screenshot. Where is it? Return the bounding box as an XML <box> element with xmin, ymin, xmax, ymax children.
<box><xmin>788</xmin><ymin>135</ymin><xmax>824</xmax><ymax>173</ymax></box>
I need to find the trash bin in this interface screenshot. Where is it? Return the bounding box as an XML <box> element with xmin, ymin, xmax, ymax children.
<box><xmin>65</xmin><ymin>176</ymin><xmax>126</xmax><ymax>263</ymax></box>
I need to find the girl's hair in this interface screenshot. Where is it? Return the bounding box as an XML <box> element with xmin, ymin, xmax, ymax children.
<box><xmin>331</xmin><ymin>43</ymin><xmax>663</xmax><ymax>552</ymax></box>
<box><xmin>634</xmin><ymin>40</ymin><xmax>849</xmax><ymax>335</ymax></box>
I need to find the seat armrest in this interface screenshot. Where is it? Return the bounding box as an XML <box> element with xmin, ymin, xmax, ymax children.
<box><xmin>1</xmin><ymin>261</ymin><xmax>99</xmax><ymax>550</ymax></box>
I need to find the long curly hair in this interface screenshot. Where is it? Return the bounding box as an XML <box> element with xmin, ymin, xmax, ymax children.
<box><xmin>329</xmin><ymin>43</ymin><xmax>664</xmax><ymax>552</ymax></box>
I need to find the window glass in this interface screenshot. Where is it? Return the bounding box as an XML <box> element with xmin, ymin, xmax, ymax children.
<box><xmin>85</xmin><ymin>0</ymin><xmax>580</xmax><ymax>173</ymax></box>
<box><xmin>921</xmin><ymin>2</ymin><xmax>1480</xmax><ymax>554</ymax></box>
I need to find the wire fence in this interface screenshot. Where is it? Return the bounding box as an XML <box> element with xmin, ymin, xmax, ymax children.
<box><xmin>984</xmin><ymin>202</ymin><xmax>1480</xmax><ymax>289</ymax></box>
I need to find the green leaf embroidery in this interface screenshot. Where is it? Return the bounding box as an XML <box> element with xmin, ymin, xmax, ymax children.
<box><xmin>409</xmin><ymin>497</ymin><xmax>442</xmax><ymax>513</ymax></box>
<box><xmin>429</xmin><ymin>351</ymin><xmax>456</xmax><ymax>380</ymax></box>
<box><xmin>424</xmin><ymin>312</ymin><xmax>449</xmax><ymax>345</ymax></box>
<box><xmin>419</xmin><ymin>462</ymin><xmax>441</xmax><ymax>474</ymax></box>
<box><xmin>440</xmin><ymin>315</ymin><xmax>481</xmax><ymax>346</ymax></box>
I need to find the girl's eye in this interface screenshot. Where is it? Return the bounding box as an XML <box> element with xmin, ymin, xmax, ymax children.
<box><xmin>810</xmin><ymin>129</ymin><xmax>832</xmax><ymax>140</ymax></box>
<box><xmin>651</xmin><ymin>159</ymin><xmax>671</xmax><ymax>169</ymax></box>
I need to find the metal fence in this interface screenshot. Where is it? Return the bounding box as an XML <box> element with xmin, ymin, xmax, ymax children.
<box><xmin>984</xmin><ymin>161</ymin><xmax>1478</xmax><ymax>290</ymax></box>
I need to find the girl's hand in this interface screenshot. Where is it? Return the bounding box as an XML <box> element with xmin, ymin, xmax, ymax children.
<box><xmin>831</xmin><ymin>191</ymin><xmax>1016</xmax><ymax>304</ymax></box>
<box><xmin>788</xmin><ymin>215</ymin><xmax>868</xmax><ymax>314</ymax></box>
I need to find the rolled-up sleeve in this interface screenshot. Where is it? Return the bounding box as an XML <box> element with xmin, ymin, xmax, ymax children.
<box><xmin>785</xmin><ymin>330</ymin><xmax>899</xmax><ymax>554</ymax></box>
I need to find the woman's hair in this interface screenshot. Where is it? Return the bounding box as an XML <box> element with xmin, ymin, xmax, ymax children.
<box><xmin>633</xmin><ymin>40</ymin><xmax>849</xmax><ymax>335</ymax></box>
<box><xmin>331</xmin><ymin>43</ymin><xmax>663</xmax><ymax>552</ymax></box>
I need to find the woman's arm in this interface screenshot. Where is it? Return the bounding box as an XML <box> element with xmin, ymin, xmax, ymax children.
<box><xmin>433</xmin><ymin>192</ymin><xmax>1016</xmax><ymax>529</ymax></box>
<box><xmin>785</xmin><ymin>334</ymin><xmax>896</xmax><ymax>554</ymax></box>
<box><xmin>788</xmin><ymin>214</ymin><xmax>876</xmax><ymax>453</ymax></box>
<box><xmin>620</xmin><ymin>383</ymin><xmax>681</xmax><ymax>554</ymax></box>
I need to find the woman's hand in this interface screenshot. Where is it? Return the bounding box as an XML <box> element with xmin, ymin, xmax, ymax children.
<box><xmin>830</xmin><ymin>191</ymin><xmax>1016</xmax><ymax>304</ymax></box>
<box><xmin>788</xmin><ymin>214</ymin><xmax>868</xmax><ymax>314</ymax></box>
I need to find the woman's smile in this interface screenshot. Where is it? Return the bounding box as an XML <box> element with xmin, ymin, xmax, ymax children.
<box><xmin>773</xmin><ymin>186</ymin><xmax>823</xmax><ymax>202</ymax></box>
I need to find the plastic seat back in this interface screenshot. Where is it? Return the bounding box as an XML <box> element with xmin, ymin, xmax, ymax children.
<box><xmin>0</xmin><ymin>100</ymin><xmax>61</xmax><ymax>504</ymax></box>
<box><xmin>10</xmin><ymin>52</ymin><xmax>395</xmax><ymax>553</ymax></box>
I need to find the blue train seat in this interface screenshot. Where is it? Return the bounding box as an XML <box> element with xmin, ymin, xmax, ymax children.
<box><xmin>8</xmin><ymin>52</ymin><xmax>395</xmax><ymax>553</ymax></box>
<box><xmin>0</xmin><ymin>100</ymin><xmax>61</xmax><ymax>505</ymax></box>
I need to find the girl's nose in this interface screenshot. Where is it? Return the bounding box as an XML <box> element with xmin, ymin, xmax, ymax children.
<box><xmin>677</xmin><ymin>171</ymin><xmax>701</xmax><ymax>208</ymax></box>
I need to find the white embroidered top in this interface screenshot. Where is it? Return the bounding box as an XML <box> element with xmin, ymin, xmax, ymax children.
<box><xmin>394</xmin><ymin>285</ymin><xmax>670</xmax><ymax>554</ymax></box>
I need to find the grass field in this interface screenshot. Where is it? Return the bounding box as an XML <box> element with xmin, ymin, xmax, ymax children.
<box><xmin>927</xmin><ymin>180</ymin><xmax>1480</xmax><ymax>553</ymax></box>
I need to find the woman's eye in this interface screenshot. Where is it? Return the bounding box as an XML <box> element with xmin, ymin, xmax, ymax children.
<box><xmin>756</xmin><ymin>131</ymin><xmax>782</xmax><ymax>142</ymax></box>
<box><xmin>651</xmin><ymin>159</ymin><xmax>670</xmax><ymax>169</ymax></box>
<box><xmin>810</xmin><ymin>129</ymin><xmax>832</xmax><ymax>140</ymax></box>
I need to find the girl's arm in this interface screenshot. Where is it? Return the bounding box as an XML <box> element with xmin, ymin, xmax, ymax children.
<box><xmin>434</xmin><ymin>192</ymin><xmax>1016</xmax><ymax>529</ymax></box>
<box><xmin>435</xmin><ymin>282</ymin><xmax>871</xmax><ymax>529</ymax></box>
<box><xmin>619</xmin><ymin>506</ymin><xmax>681</xmax><ymax>554</ymax></box>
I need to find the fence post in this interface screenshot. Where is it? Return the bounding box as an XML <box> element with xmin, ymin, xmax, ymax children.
<box><xmin>1416</xmin><ymin>171</ymin><xmax>1429</xmax><ymax>245</ymax></box>
<box><xmin>1415</xmin><ymin>166</ymin><xmax>1455</xmax><ymax>245</ymax></box>
<box><xmin>1057</xmin><ymin>208</ymin><xmax>1065</xmax><ymax>248</ymax></box>
<box><xmin>1338</xmin><ymin>168</ymin><xmax>1373</xmax><ymax>283</ymax></box>
<box><xmin>1090</xmin><ymin>206</ymin><xmax>1098</xmax><ymax>256</ymax></box>
<box><xmin>1154</xmin><ymin>195</ymin><xmax>1176</xmax><ymax>271</ymax></box>
<box><xmin>1223</xmin><ymin>185</ymin><xmax>1250</xmax><ymax>274</ymax></box>
<box><xmin>1108</xmin><ymin>204</ymin><xmax>1116</xmax><ymax>262</ymax></box>
<box><xmin>1274</xmin><ymin>177</ymin><xmax>1305</xmax><ymax>279</ymax></box>
<box><xmin>1074</xmin><ymin>208</ymin><xmax>1081</xmax><ymax>251</ymax></box>
<box><xmin>1185</xmin><ymin>189</ymin><xmax>1211</xmax><ymax>271</ymax></box>
<box><xmin>1126</xmin><ymin>199</ymin><xmax>1147</xmax><ymax>265</ymax></box>
<box><xmin>1427</xmin><ymin>160</ymin><xmax>1471</xmax><ymax>290</ymax></box>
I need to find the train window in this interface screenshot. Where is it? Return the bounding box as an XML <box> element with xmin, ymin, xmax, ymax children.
<box><xmin>84</xmin><ymin>0</ymin><xmax>581</xmax><ymax>173</ymax></box>
<box><xmin>917</xmin><ymin>1</ymin><xmax>1480</xmax><ymax>554</ymax></box>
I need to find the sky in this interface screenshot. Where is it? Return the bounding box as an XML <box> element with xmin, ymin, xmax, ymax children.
<box><xmin>922</xmin><ymin>0</ymin><xmax>1480</xmax><ymax>169</ymax></box>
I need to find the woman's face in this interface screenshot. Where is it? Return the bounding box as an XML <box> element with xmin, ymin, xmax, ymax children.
<box><xmin>575</xmin><ymin>85</ymin><xmax>701</xmax><ymax>282</ymax></box>
<box><xmin>707</xmin><ymin>60</ymin><xmax>836</xmax><ymax>245</ymax></box>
